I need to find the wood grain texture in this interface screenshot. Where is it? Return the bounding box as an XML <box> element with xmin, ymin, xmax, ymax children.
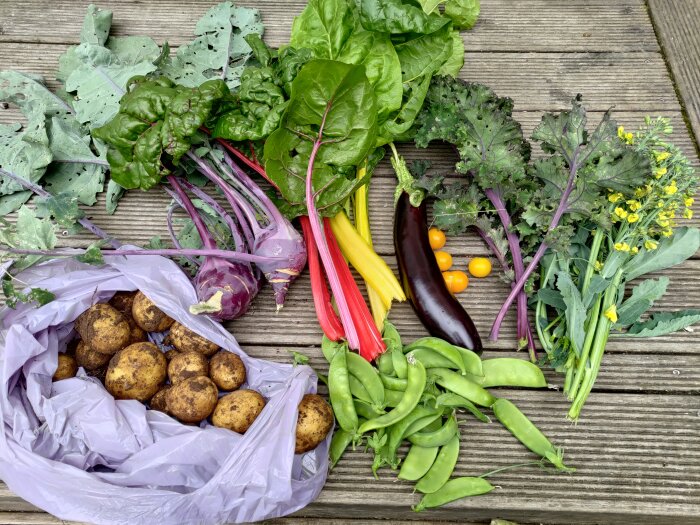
<box><xmin>0</xmin><ymin>0</ymin><xmax>658</xmax><ymax>52</ymax></box>
<box><xmin>648</xmin><ymin>0</ymin><xmax>700</xmax><ymax>146</ymax></box>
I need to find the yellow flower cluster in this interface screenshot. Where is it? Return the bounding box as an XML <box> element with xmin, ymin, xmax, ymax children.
<box><xmin>604</xmin><ymin>305</ymin><xmax>618</xmax><ymax>323</ymax></box>
<box><xmin>617</xmin><ymin>126</ymin><xmax>634</xmax><ymax>145</ymax></box>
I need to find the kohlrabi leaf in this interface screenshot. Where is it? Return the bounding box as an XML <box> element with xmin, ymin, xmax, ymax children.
<box><xmin>359</xmin><ymin>0</ymin><xmax>449</xmax><ymax>34</ymax></box>
<box><xmin>0</xmin><ymin>206</ymin><xmax>57</xmax><ymax>271</ymax></box>
<box><xmin>93</xmin><ymin>76</ymin><xmax>230</xmax><ymax>190</ymax></box>
<box><xmin>623</xmin><ymin>227</ymin><xmax>700</xmax><ymax>281</ymax></box>
<box><xmin>42</xmin><ymin>116</ymin><xmax>105</xmax><ymax>205</ymax></box>
<box><xmin>79</xmin><ymin>3</ymin><xmax>112</xmax><ymax>46</ymax></box>
<box><xmin>0</xmin><ymin>71</ymin><xmax>74</xmax><ymax>114</ymax></box>
<box><xmin>34</xmin><ymin>192</ymin><xmax>85</xmax><ymax>228</ymax></box>
<box><xmin>623</xmin><ymin>309</ymin><xmax>700</xmax><ymax>337</ymax></box>
<box><xmin>264</xmin><ymin>59</ymin><xmax>377</xmax><ymax>217</ymax></box>
<box><xmin>615</xmin><ymin>276</ymin><xmax>669</xmax><ymax>327</ymax></box>
<box><xmin>0</xmin><ymin>192</ymin><xmax>32</xmax><ymax>216</ymax></box>
<box><xmin>160</xmin><ymin>1</ymin><xmax>263</xmax><ymax>90</ymax></box>
<box><xmin>105</xmin><ymin>179</ymin><xmax>125</xmax><ymax>214</ymax></box>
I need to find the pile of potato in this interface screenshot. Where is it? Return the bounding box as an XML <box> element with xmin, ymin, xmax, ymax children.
<box><xmin>53</xmin><ymin>291</ymin><xmax>332</xmax><ymax>452</ymax></box>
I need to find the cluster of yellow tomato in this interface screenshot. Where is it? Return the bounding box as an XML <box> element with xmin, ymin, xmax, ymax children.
<box><xmin>428</xmin><ymin>228</ymin><xmax>492</xmax><ymax>294</ymax></box>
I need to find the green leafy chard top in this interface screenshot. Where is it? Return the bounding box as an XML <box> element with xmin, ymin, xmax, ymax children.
<box><xmin>263</xmin><ymin>60</ymin><xmax>378</xmax><ymax>217</ymax></box>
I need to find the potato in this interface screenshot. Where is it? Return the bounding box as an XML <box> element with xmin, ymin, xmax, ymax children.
<box><xmin>126</xmin><ymin>316</ymin><xmax>148</xmax><ymax>345</ymax></box>
<box><xmin>168</xmin><ymin>352</ymin><xmax>209</xmax><ymax>384</ymax></box>
<box><xmin>87</xmin><ymin>366</ymin><xmax>107</xmax><ymax>384</ymax></box>
<box><xmin>211</xmin><ymin>390</ymin><xmax>266</xmax><ymax>434</ymax></box>
<box><xmin>132</xmin><ymin>291</ymin><xmax>175</xmax><ymax>332</ymax></box>
<box><xmin>149</xmin><ymin>385</ymin><xmax>171</xmax><ymax>413</ymax></box>
<box><xmin>53</xmin><ymin>354</ymin><xmax>78</xmax><ymax>381</ymax></box>
<box><xmin>166</xmin><ymin>376</ymin><xmax>218</xmax><ymax>423</ymax></box>
<box><xmin>109</xmin><ymin>291</ymin><xmax>137</xmax><ymax>314</ymax></box>
<box><xmin>75</xmin><ymin>304</ymin><xmax>130</xmax><ymax>355</ymax></box>
<box><xmin>105</xmin><ymin>342</ymin><xmax>167</xmax><ymax>401</ymax></box>
<box><xmin>163</xmin><ymin>349</ymin><xmax>180</xmax><ymax>361</ymax></box>
<box><xmin>169</xmin><ymin>322</ymin><xmax>218</xmax><ymax>356</ymax></box>
<box><xmin>75</xmin><ymin>340</ymin><xmax>111</xmax><ymax>370</ymax></box>
<box><xmin>209</xmin><ymin>351</ymin><xmax>246</xmax><ymax>391</ymax></box>
<box><xmin>295</xmin><ymin>394</ymin><xmax>334</xmax><ymax>454</ymax></box>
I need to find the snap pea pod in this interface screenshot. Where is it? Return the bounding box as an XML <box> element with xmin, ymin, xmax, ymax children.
<box><xmin>358</xmin><ymin>356</ymin><xmax>426</xmax><ymax>434</ymax></box>
<box><xmin>391</xmin><ymin>346</ymin><xmax>408</xmax><ymax>379</ymax></box>
<box><xmin>398</xmin><ymin>444</ymin><xmax>439</xmax><ymax>481</ymax></box>
<box><xmin>404</xmin><ymin>411</ymin><xmax>444</xmax><ymax>438</ymax></box>
<box><xmin>321</xmin><ymin>335</ymin><xmax>344</xmax><ymax>363</ymax></box>
<box><xmin>348</xmin><ymin>375</ymin><xmax>373</xmax><ymax>405</ymax></box>
<box><xmin>429</xmin><ymin>368</ymin><xmax>496</xmax><ymax>407</ymax></box>
<box><xmin>330</xmin><ymin>420</ymin><xmax>365</xmax><ymax>469</ymax></box>
<box><xmin>354</xmin><ymin>399</ymin><xmax>385</xmax><ymax>420</ymax></box>
<box><xmin>386</xmin><ymin>405</ymin><xmax>442</xmax><ymax>456</ymax></box>
<box><xmin>384</xmin><ymin>388</ymin><xmax>405</xmax><ymax>407</ymax></box>
<box><xmin>380</xmin><ymin>373</ymin><xmax>407</xmax><ymax>391</ymax></box>
<box><xmin>408</xmin><ymin>414</ymin><xmax>458</xmax><ymax>447</ymax></box>
<box><xmin>404</xmin><ymin>338</ymin><xmax>466</xmax><ymax>375</ymax></box>
<box><xmin>405</xmin><ymin>337</ymin><xmax>483</xmax><ymax>377</ymax></box>
<box><xmin>415</xmin><ymin>433</ymin><xmax>460</xmax><ymax>493</ymax></box>
<box><xmin>347</xmin><ymin>351</ymin><xmax>385</xmax><ymax>408</ymax></box>
<box><xmin>492</xmin><ymin>398</ymin><xmax>573</xmax><ymax>471</ymax></box>
<box><xmin>435</xmin><ymin>392</ymin><xmax>491</xmax><ymax>423</ymax></box>
<box><xmin>481</xmin><ymin>358</ymin><xmax>547</xmax><ymax>388</ymax></box>
<box><xmin>413</xmin><ymin>477</ymin><xmax>494</xmax><ymax>511</ymax></box>
<box><xmin>377</xmin><ymin>351</ymin><xmax>394</xmax><ymax>376</ymax></box>
<box><xmin>328</xmin><ymin>348</ymin><xmax>358</xmax><ymax>432</ymax></box>
<box><xmin>405</xmin><ymin>347</ymin><xmax>461</xmax><ymax>371</ymax></box>
<box><xmin>382</xmin><ymin>321</ymin><xmax>403</xmax><ymax>351</ymax></box>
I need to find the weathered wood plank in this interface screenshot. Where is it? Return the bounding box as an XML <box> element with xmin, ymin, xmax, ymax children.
<box><xmin>648</xmin><ymin>0</ymin><xmax>700</xmax><ymax>146</ymax></box>
<box><xmin>2</xmin><ymin>392</ymin><xmax>696</xmax><ymax>523</ymax></box>
<box><xmin>0</xmin><ymin>43</ymin><xmax>680</xmax><ymax>112</ymax></box>
<box><xmin>0</xmin><ymin>0</ymin><xmax>658</xmax><ymax>53</ymax></box>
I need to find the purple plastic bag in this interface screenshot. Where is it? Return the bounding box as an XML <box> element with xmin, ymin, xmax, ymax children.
<box><xmin>0</xmin><ymin>250</ymin><xmax>329</xmax><ymax>525</ymax></box>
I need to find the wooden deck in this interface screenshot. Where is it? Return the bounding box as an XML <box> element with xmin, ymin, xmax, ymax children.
<box><xmin>1</xmin><ymin>1</ymin><xmax>699</xmax><ymax>524</ymax></box>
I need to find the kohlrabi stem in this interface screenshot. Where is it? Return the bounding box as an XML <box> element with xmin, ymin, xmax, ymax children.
<box><xmin>166</xmin><ymin>204</ymin><xmax>200</xmax><ymax>268</ymax></box>
<box><xmin>167</xmin><ymin>176</ymin><xmax>216</xmax><ymax>250</ymax></box>
<box><xmin>175</xmin><ymin>178</ymin><xmax>248</xmax><ymax>252</ymax></box>
<box><xmin>0</xmin><ymin>167</ymin><xmax>119</xmax><ymax>249</ymax></box>
<box><xmin>306</xmin><ymin>107</ymin><xmax>360</xmax><ymax>350</ymax></box>
<box><xmin>2</xmin><ymin>247</ymin><xmax>285</xmax><ymax>263</ymax></box>
<box><xmin>490</xmin><ymin>151</ymin><xmax>580</xmax><ymax>341</ymax></box>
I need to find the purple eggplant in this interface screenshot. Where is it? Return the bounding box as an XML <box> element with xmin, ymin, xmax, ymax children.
<box><xmin>394</xmin><ymin>192</ymin><xmax>482</xmax><ymax>353</ymax></box>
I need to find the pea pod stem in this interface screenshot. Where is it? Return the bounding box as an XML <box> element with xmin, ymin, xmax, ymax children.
<box><xmin>478</xmin><ymin>460</ymin><xmax>546</xmax><ymax>479</ymax></box>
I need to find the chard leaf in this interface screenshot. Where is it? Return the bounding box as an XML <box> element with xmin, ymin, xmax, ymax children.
<box><xmin>419</xmin><ymin>0</ymin><xmax>481</xmax><ymax>30</ymax></box>
<box><xmin>290</xmin><ymin>0</ymin><xmax>356</xmax><ymax>59</ymax></box>
<box><xmin>623</xmin><ymin>310</ymin><xmax>700</xmax><ymax>337</ymax></box>
<box><xmin>263</xmin><ymin>60</ymin><xmax>377</xmax><ymax>217</ymax></box>
<box><xmin>359</xmin><ymin>0</ymin><xmax>449</xmax><ymax>34</ymax></box>
<box><xmin>615</xmin><ymin>277</ymin><xmax>669</xmax><ymax>327</ymax></box>
<box><xmin>160</xmin><ymin>1</ymin><xmax>263</xmax><ymax>90</ymax></box>
<box><xmin>438</xmin><ymin>31</ymin><xmax>465</xmax><ymax>77</ymax></box>
<box><xmin>556</xmin><ymin>272</ymin><xmax>586</xmax><ymax>356</ymax></box>
<box><xmin>623</xmin><ymin>227</ymin><xmax>700</xmax><ymax>281</ymax></box>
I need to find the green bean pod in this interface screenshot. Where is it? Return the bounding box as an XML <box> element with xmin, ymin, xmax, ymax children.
<box><xmin>358</xmin><ymin>356</ymin><xmax>426</xmax><ymax>435</ymax></box>
<box><xmin>391</xmin><ymin>347</ymin><xmax>408</xmax><ymax>379</ymax></box>
<box><xmin>376</xmin><ymin>351</ymin><xmax>395</xmax><ymax>376</ymax></box>
<box><xmin>492</xmin><ymin>398</ymin><xmax>573</xmax><ymax>471</ymax></box>
<box><xmin>413</xmin><ymin>477</ymin><xmax>494</xmax><ymax>511</ymax></box>
<box><xmin>405</xmin><ymin>337</ymin><xmax>483</xmax><ymax>377</ymax></box>
<box><xmin>348</xmin><ymin>375</ymin><xmax>373</xmax><ymax>405</ymax></box>
<box><xmin>435</xmin><ymin>392</ymin><xmax>491</xmax><ymax>423</ymax></box>
<box><xmin>347</xmin><ymin>351</ymin><xmax>385</xmax><ymax>408</ymax></box>
<box><xmin>354</xmin><ymin>399</ymin><xmax>385</xmax><ymax>420</ymax></box>
<box><xmin>384</xmin><ymin>388</ymin><xmax>405</xmax><ymax>407</ymax></box>
<box><xmin>404</xmin><ymin>338</ymin><xmax>467</xmax><ymax>374</ymax></box>
<box><xmin>429</xmin><ymin>368</ymin><xmax>496</xmax><ymax>407</ymax></box>
<box><xmin>398</xmin><ymin>444</ymin><xmax>439</xmax><ymax>481</ymax></box>
<box><xmin>380</xmin><ymin>373</ymin><xmax>408</xmax><ymax>391</ymax></box>
<box><xmin>408</xmin><ymin>414</ymin><xmax>458</xmax><ymax>447</ymax></box>
<box><xmin>415</xmin><ymin>433</ymin><xmax>461</xmax><ymax>493</ymax></box>
<box><xmin>481</xmin><ymin>358</ymin><xmax>547</xmax><ymax>388</ymax></box>
<box><xmin>328</xmin><ymin>348</ymin><xmax>358</xmax><ymax>432</ymax></box>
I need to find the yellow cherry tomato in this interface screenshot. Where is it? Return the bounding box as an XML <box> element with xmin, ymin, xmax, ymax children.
<box><xmin>434</xmin><ymin>251</ymin><xmax>453</xmax><ymax>271</ymax></box>
<box><xmin>468</xmin><ymin>257</ymin><xmax>492</xmax><ymax>278</ymax></box>
<box><xmin>443</xmin><ymin>270</ymin><xmax>469</xmax><ymax>294</ymax></box>
<box><xmin>428</xmin><ymin>227</ymin><xmax>446</xmax><ymax>250</ymax></box>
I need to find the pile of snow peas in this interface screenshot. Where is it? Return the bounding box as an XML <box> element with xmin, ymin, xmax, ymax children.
<box><xmin>323</xmin><ymin>323</ymin><xmax>573</xmax><ymax>511</ymax></box>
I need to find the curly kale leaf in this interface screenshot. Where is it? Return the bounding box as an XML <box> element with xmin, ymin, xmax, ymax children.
<box><xmin>93</xmin><ymin>76</ymin><xmax>231</xmax><ymax>190</ymax></box>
